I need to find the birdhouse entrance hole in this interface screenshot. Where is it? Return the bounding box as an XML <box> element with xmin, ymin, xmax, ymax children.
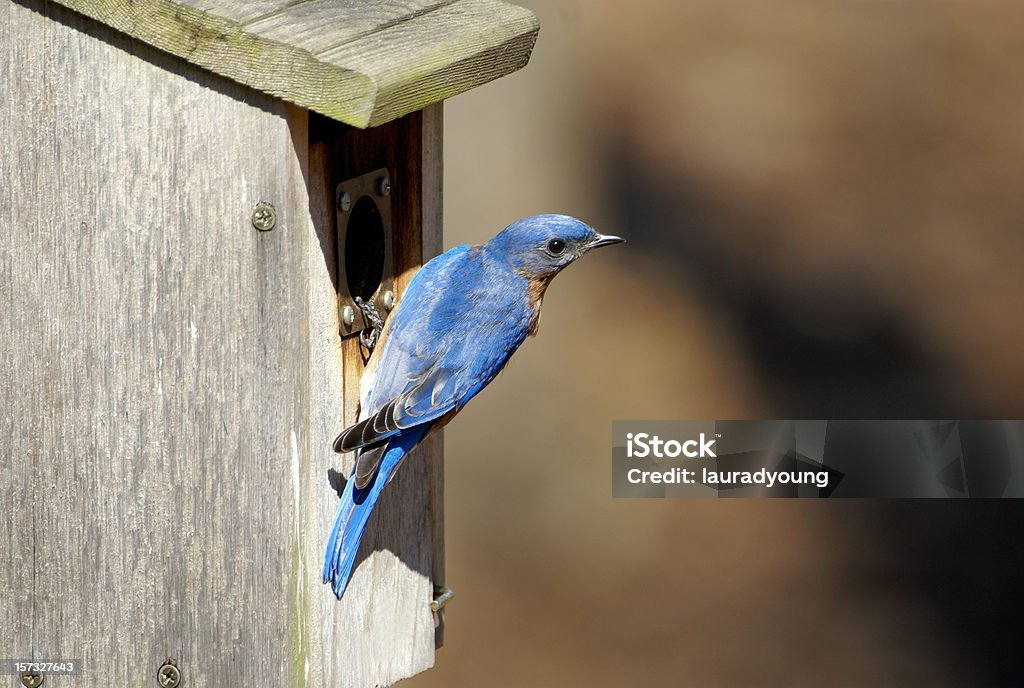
<box><xmin>336</xmin><ymin>168</ymin><xmax>395</xmax><ymax>339</ymax></box>
<box><xmin>345</xmin><ymin>196</ymin><xmax>385</xmax><ymax>300</ymax></box>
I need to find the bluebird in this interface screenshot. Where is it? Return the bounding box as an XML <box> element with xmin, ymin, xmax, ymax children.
<box><xmin>323</xmin><ymin>214</ymin><xmax>623</xmax><ymax>598</ymax></box>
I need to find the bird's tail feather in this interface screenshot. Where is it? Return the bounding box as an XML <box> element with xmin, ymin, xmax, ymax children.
<box><xmin>322</xmin><ymin>428</ymin><xmax>427</xmax><ymax>599</ymax></box>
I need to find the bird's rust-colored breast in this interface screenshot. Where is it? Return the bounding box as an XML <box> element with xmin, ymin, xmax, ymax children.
<box><xmin>525</xmin><ymin>274</ymin><xmax>554</xmax><ymax>337</ymax></box>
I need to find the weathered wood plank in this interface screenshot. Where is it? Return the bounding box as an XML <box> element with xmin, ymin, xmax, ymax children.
<box><xmin>304</xmin><ymin>135</ymin><xmax>343</xmax><ymax>688</ymax></box>
<box><xmin>319</xmin><ymin>0</ymin><xmax>538</xmax><ymax>127</ymax></box>
<box><xmin>191</xmin><ymin>0</ymin><xmax>306</xmax><ymax>24</ymax></box>
<box><xmin>0</xmin><ymin>2</ymin><xmax>309</xmax><ymax>685</ymax></box>
<box><xmin>243</xmin><ymin>0</ymin><xmax>453</xmax><ymax>57</ymax></box>
<box><xmin>0</xmin><ymin>4</ymin><xmax>36</xmax><ymax>666</ymax></box>
<box><xmin>46</xmin><ymin>0</ymin><xmax>538</xmax><ymax>128</ymax></box>
<box><xmin>305</xmin><ymin>109</ymin><xmax>442</xmax><ymax>688</ymax></box>
<box><xmin>419</xmin><ymin>103</ymin><xmax>447</xmax><ymax>649</ymax></box>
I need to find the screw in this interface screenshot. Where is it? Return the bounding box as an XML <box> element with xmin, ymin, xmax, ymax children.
<box><xmin>377</xmin><ymin>175</ymin><xmax>391</xmax><ymax>197</ymax></box>
<box><xmin>338</xmin><ymin>190</ymin><xmax>352</xmax><ymax>213</ymax></box>
<box><xmin>381</xmin><ymin>290</ymin><xmax>395</xmax><ymax>312</ymax></box>
<box><xmin>157</xmin><ymin>663</ymin><xmax>180</xmax><ymax>688</ymax></box>
<box><xmin>341</xmin><ymin>305</ymin><xmax>355</xmax><ymax>329</ymax></box>
<box><xmin>431</xmin><ymin>585</ymin><xmax>455</xmax><ymax>613</ymax></box>
<box><xmin>251</xmin><ymin>202</ymin><xmax>276</xmax><ymax>231</ymax></box>
<box><xmin>20</xmin><ymin>671</ymin><xmax>43</xmax><ymax>688</ymax></box>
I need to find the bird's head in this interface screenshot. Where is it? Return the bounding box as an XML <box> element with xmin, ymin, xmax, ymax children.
<box><xmin>485</xmin><ymin>214</ymin><xmax>624</xmax><ymax>280</ymax></box>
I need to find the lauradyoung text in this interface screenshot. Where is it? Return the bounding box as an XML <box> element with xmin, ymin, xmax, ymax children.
<box><xmin>626</xmin><ymin>467</ymin><xmax>830</xmax><ymax>489</ymax></box>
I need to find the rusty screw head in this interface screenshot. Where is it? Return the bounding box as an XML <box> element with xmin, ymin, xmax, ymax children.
<box><xmin>377</xmin><ymin>175</ymin><xmax>391</xmax><ymax>197</ymax></box>
<box><xmin>338</xmin><ymin>190</ymin><xmax>352</xmax><ymax>213</ymax></box>
<box><xmin>20</xmin><ymin>671</ymin><xmax>43</xmax><ymax>688</ymax></box>
<box><xmin>157</xmin><ymin>663</ymin><xmax>180</xmax><ymax>688</ymax></box>
<box><xmin>251</xmin><ymin>202</ymin><xmax>276</xmax><ymax>231</ymax></box>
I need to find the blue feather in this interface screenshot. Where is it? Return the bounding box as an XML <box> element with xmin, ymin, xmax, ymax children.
<box><xmin>322</xmin><ymin>427</ymin><xmax>429</xmax><ymax>599</ymax></box>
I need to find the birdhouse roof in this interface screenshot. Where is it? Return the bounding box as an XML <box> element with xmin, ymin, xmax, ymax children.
<box><xmin>51</xmin><ymin>0</ymin><xmax>539</xmax><ymax>128</ymax></box>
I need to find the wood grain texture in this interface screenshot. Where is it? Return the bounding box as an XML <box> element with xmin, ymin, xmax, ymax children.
<box><xmin>419</xmin><ymin>103</ymin><xmax>447</xmax><ymax>650</ymax></box>
<box><xmin>46</xmin><ymin>0</ymin><xmax>539</xmax><ymax>128</ymax></box>
<box><xmin>243</xmin><ymin>1</ymin><xmax>454</xmax><ymax>57</ymax></box>
<box><xmin>1</xmin><ymin>2</ymin><xmax>440</xmax><ymax>687</ymax></box>
<box><xmin>305</xmin><ymin>107</ymin><xmax>442</xmax><ymax>688</ymax></box>
<box><xmin>0</xmin><ymin>1</ymin><xmax>35</xmax><ymax>663</ymax></box>
<box><xmin>0</xmin><ymin>2</ymin><xmax>308</xmax><ymax>685</ymax></box>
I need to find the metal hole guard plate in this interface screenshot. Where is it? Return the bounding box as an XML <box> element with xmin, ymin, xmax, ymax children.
<box><xmin>336</xmin><ymin>168</ymin><xmax>395</xmax><ymax>339</ymax></box>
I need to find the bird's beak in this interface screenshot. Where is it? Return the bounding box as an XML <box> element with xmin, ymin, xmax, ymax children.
<box><xmin>589</xmin><ymin>234</ymin><xmax>625</xmax><ymax>250</ymax></box>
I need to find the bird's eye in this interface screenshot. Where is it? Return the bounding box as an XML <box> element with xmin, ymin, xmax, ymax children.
<box><xmin>547</xmin><ymin>239</ymin><xmax>566</xmax><ymax>255</ymax></box>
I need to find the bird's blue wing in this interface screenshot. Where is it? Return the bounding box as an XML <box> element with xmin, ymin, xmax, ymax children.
<box><xmin>336</xmin><ymin>244</ymin><xmax>533</xmax><ymax>484</ymax></box>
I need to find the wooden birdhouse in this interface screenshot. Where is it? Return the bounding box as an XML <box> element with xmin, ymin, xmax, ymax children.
<box><xmin>0</xmin><ymin>1</ymin><xmax>537</xmax><ymax>686</ymax></box>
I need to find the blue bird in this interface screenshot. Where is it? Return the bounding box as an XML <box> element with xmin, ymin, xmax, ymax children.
<box><xmin>323</xmin><ymin>214</ymin><xmax>623</xmax><ymax>598</ymax></box>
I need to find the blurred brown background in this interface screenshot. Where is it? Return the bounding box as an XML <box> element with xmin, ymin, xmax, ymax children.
<box><xmin>410</xmin><ymin>2</ymin><xmax>1024</xmax><ymax>686</ymax></box>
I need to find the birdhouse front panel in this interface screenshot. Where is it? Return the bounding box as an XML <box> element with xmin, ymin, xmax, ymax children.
<box><xmin>0</xmin><ymin>2</ymin><xmax>314</xmax><ymax>685</ymax></box>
